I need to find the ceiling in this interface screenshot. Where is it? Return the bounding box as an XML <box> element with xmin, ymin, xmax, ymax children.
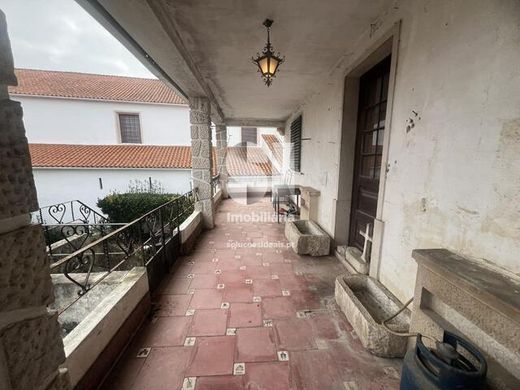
<box><xmin>82</xmin><ymin>0</ymin><xmax>392</xmax><ymax>123</ymax></box>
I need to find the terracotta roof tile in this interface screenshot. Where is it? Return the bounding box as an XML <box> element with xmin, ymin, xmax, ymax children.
<box><xmin>9</xmin><ymin>69</ymin><xmax>186</xmax><ymax>105</ymax></box>
<box><xmin>262</xmin><ymin>134</ymin><xmax>283</xmax><ymax>165</ymax></box>
<box><xmin>29</xmin><ymin>144</ymin><xmax>277</xmax><ymax>177</ymax></box>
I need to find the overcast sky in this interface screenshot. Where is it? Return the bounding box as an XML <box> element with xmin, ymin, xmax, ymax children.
<box><xmin>0</xmin><ymin>0</ymin><xmax>154</xmax><ymax>78</ymax></box>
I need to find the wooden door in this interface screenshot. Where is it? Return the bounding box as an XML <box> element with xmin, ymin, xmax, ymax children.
<box><xmin>348</xmin><ymin>56</ymin><xmax>391</xmax><ymax>251</ymax></box>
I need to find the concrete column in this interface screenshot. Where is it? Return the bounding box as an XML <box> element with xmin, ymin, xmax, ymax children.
<box><xmin>0</xmin><ymin>11</ymin><xmax>71</xmax><ymax>390</ymax></box>
<box><xmin>190</xmin><ymin>97</ymin><xmax>214</xmax><ymax>229</ymax></box>
<box><xmin>215</xmin><ymin>124</ymin><xmax>229</xmax><ymax>198</ymax></box>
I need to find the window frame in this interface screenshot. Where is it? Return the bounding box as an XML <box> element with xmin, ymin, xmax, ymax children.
<box><xmin>117</xmin><ymin>112</ymin><xmax>143</xmax><ymax>144</ymax></box>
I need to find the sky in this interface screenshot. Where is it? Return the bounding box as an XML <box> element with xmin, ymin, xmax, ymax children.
<box><xmin>0</xmin><ymin>0</ymin><xmax>154</xmax><ymax>78</ymax></box>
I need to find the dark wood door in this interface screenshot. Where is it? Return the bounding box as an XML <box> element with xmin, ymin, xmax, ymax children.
<box><xmin>348</xmin><ymin>56</ymin><xmax>391</xmax><ymax>251</ymax></box>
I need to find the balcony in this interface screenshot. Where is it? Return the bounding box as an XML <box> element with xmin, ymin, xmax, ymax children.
<box><xmin>98</xmin><ymin>197</ymin><xmax>401</xmax><ymax>389</ymax></box>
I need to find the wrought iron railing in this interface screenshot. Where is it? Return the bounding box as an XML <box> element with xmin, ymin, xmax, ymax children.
<box><xmin>34</xmin><ymin>200</ymin><xmax>112</xmax><ymax>258</ymax></box>
<box><xmin>36</xmin><ymin>199</ymin><xmax>107</xmax><ymax>225</ymax></box>
<box><xmin>50</xmin><ymin>190</ymin><xmax>196</xmax><ymax>314</ymax></box>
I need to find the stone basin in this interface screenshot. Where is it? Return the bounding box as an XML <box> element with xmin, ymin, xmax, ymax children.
<box><xmin>335</xmin><ymin>274</ymin><xmax>410</xmax><ymax>357</ymax></box>
<box><xmin>285</xmin><ymin>220</ymin><xmax>330</xmax><ymax>256</ymax></box>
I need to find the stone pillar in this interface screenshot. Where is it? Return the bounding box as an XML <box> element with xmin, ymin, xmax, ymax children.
<box><xmin>190</xmin><ymin>97</ymin><xmax>214</xmax><ymax>229</ymax></box>
<box><xmin>0</xmin><ymin>10</ymin><xmax>70</xmax><ymax>390</ymax></box>
<box><xmin>215</xmin><ymin>124</ymin><xmax>229</xmax><ymax>198</ymax></box>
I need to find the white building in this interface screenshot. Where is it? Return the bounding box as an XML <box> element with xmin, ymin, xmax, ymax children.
<box><xmin>9</xmin><ymin>69</ymin><xmax>279</xmax><ymax>208</ymax></box>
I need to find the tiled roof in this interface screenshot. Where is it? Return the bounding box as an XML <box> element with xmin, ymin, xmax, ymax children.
<box><xmin>262</xmin><ymin>134</ymin><xmax>283</xmax><ymax>165</ymax></box>
<box><xmin>29</xmin><ymin>144</ymin><xmax>277</xmax><ymax>177</ymax></box>
<box><xmin>9</xmin><ymin>69</ymin><xmax>186</xmax><ymax>105</ymax></box>
<box><xmin>226</xmin><ymin>147</ymin><xmax>278</xmax><ymax>176</ymax></box>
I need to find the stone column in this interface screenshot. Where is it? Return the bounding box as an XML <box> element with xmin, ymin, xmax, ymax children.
<box><xmin>190</xmin><ymin>97</ymin><xmax>214</xmax><ymax>229</ymax></box>
<box><xmin>0</xmin><ymin>11</ymin><xmax>70</xmax><ymax>390</ymax></box>
<box><xmin>215</xmin><ymin>124</ymin><xmax>229</xmax><ymax>198</ymax></box>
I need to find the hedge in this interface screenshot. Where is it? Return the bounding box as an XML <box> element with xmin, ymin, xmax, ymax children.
<box><xmin>97</xmin><ymin>192</ymin><xmax>179</xmax><ymax>223</ymax></box>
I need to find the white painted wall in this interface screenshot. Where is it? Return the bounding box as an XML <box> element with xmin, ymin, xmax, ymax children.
<box><xmin>284</xmin><ymin>0</ymin><xmax>520</xmax><ymax>302</ymax></box>
<box><xmin>33</xmin><ymin>168</ymin><xmax>191</xmax><ymax>212</ymax></box>
<box><xmin>16</xmin><ymin>96</ymin><xmax>190</xmax><ymax>145</ymax></box>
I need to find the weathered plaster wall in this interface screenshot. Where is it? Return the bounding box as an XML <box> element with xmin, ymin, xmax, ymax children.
<box><xmin>286</xmin><ymin>0</ymin><xmax>520</xmax><ymax>301</ymax></box>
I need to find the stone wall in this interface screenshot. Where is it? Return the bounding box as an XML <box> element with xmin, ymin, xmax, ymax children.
<box><xmin>215</xmin><ymin>124</ymin><xmax>229</xmax><ymax>198</ymax></box>
<box><xmin>189</xmin><ymin>97</ymin><xmax>214</xmax><ymax>228</ymax></box>
<box><xmin>0</xmin><ymin>10</ymin><xmax>71</xmax><ymax>390</ymax></box>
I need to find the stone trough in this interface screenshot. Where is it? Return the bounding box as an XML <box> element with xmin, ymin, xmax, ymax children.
<box><xmin>335</xmin><ymin>274</ymin><xmax>410</xmax><ymax>357</ymax></box>
<box><xmin>285</xmin><ymin>220</ymin><xmax>330</xmax><ymax>256</ymax></box>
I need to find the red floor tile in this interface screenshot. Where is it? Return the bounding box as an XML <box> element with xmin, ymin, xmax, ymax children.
<box><xmin>173</xmin><ymin>262</ymin><xmax>194</xmax><ymax>277</ymax></box>
<box><xmin>189</xmin><ymin>289</ymin><xmax>222</xmax><ymax>309</ymax></box>
<box><xmin>236</xmin><ymin>327</ymin><xmax>277</xmax><ymax>362</ymax></box>
<box><xmin>228</xmin><ymin>302</ymin><xmax>263</xmax><ymax>328</ymax></box>
<box><xmin>130</xmin><ymin>347</ymin><xmax>191</xmax><ymax>390</ymax></box>
<box><xmin>310</xmin><ymin>312</ymin><xmax>341</xmax><ymax>340</ymax></box>
<box><xmin>218</xmin><ymin>259</ymin><xmax>241</xmax><ymax>271</ymax></box>
<box><xmin>189</xmin><ymin>309</ymin><xmax>228</xmax><ymax>336</ymax></box>
<box><xmin>195</xmin><ymin>376</ymin><xmax>244</xmax><ymax>390</ymax></box>
<box><xmin>223</xmin><ymin>285</ymin><xmax>254</xmax><ymax>302</ymax></box>
<box><xmin>186</xmin><ymin>336</ymin><xmax>235</xmax><ymax>376</ymax></box>
<box><xmin>290</xmin><ymin>291</ymin><xmax>323</xmax><ymax>310</ymax></box>
<box><xmin>153</xmin><ymin>294</ymin><xmax>191</xmax><ymax>316</ymax></box>
<box><xmin>189</xmin><ymin>273</ymin><xmax>218</xmax><ymax>289</ymax></box>
<box><xmin>191</xmin><ymin>261</ymin><xmax>217</xmax><ymax>274</ymax></box>
<box><xmin>275</xmin><ymin>318</ymin><xmax>317</xmax><ymax>351</ymax></box>
<box><xmin>141</xmin><ymin>316</ymin><xmax>192</xmax><ymax>347</ymax></box>
<box><xmin>156</xmin><ymin>276</ymin><xmax>191</xmax><ymax>295</ymax></box>
<box><xmin>219</xmin><ymin>270</ymin><xmax>247</xmax><ymax>285</ymax></box>
<box><xmin>270</xmin><ymin>263</ymin><xmax>294</xmax><ymax>275</ymax></box>
<box><xmin>245</xmin><ymin>265</ymin><xmax>272</xmax><ymax>279</ymax></box>
<box><xmin>290</xmin><ymin>349</ymin><xmax>343</xmax><ymax>390</ymax></box>
<box><xmin>253</xmin><ymin>279</ymin><xmax>282</xmax><ymax>297</ymax></box>
<box><xmin>279</xmin><ymin>274</ymin><xmax>307</xmax><ymax>291</ymax></box>
<box><xmin>262</xmin><ymin>296</ymin><xmax>297</xmax><ymax>319</ymax></box>
<box><xmin>244</xmin><ymin>362</ymin><xmax>291</xmax><ymax>390</ymax></box>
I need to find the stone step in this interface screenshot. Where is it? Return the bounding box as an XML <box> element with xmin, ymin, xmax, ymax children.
<box><xmin>335</xmin><ymin>246</ymin><xmax>369</xmax><ymax>275</ymax></box>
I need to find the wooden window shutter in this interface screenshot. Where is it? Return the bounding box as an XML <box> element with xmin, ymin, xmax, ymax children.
<box><xmin>290</xmin><ymin>115</ymin><xmax>302</xmax><ymax>172</ymax></box>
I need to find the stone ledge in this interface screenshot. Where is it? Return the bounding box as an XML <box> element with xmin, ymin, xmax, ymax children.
<box><xmin>412</xmin><ymin>249</ymin><xmax>520</xmax><ymax>324</ymax></box>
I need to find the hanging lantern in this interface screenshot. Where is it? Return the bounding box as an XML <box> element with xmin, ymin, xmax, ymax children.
<box><xmin>252</xmin><ymin>19</ymin><xmax>285</xmax><ymax>87</ymax></box>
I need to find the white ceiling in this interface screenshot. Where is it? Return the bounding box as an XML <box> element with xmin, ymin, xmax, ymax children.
<box><xmin>162</xmin><ymin>0</ymin><xmax>392</xmax><ymax>122</ymax></box>
<box><xmin>88</xmin><ymin>0</ymin><xmax>392</xmax><ymax>123</ymax></box>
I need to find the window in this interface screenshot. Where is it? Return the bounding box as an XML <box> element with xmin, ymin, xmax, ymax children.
<box><xmin>290</xmin><ymin>115</ymin><xmax>302</xmax><ymax>172</ymax></box>
<box><xmin>241</xmin><ymin>127</ymin><xmax>257</xmax><ymax>145</ymax></box>
<box><xmin>118</xmin><ymin>113</ymin><xmax>142</xmax><ymax>143</ymax></box>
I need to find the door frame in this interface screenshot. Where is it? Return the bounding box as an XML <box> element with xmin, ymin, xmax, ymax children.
<box><xmin>334</xmin><ymin>21</ymin><xmax>401</xmax><ymax>280</ymax></box>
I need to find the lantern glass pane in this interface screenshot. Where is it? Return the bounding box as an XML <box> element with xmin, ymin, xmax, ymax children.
<box><xmin>269</xmin><ymin>58</ymin><xmax>280</xmax><ymax>74</ymax></box>
<box><xmin>259</xmin><ymin>57</ymin><xmax>269</xmax><ymax>74</ymax></box>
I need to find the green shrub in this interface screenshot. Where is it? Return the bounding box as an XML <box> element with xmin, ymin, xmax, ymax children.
<box><xmin>97</xmin><ymin>192</ymin><xmax>179</xmax><ymax>223</ymax></box>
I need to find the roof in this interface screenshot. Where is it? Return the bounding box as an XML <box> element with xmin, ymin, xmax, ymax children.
<box><xmin>9</xmin><ymin>69</ymin><xmax>186</xmax><ymax>105</ymax></box>
<box><xmin>29</xmin><ymin>144</ymin><xmax>278</xmax><ymax>177</ymax></box>
<box><xmin>262</xmin><ymin>134</ymin><xmax>283</xmax><ymax>165</ymax></box>
<box><xmin>226</xmin><ymin>147</ymin><xmax>278</xmax><ymax>176</ymax></box>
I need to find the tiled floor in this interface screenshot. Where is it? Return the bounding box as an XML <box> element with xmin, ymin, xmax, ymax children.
<box><xmin>103</xmin><ymin>197</ymin><xmax>402</xmax><ymax>390</ymax></box>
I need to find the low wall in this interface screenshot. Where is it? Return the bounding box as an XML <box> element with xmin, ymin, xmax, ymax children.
<box><xmin>63</xmin><ymin>267</ymin><xmax>149</xmax><ymax>387</ymax></box>
<box><xmin>180</xmin><ymin>210</ymin><xmax>203</xmax><ymax>254</ymax></box>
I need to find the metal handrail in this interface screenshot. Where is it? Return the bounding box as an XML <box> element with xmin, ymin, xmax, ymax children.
<box><xmin>50</xmin><ymin>190</ymin><xmax>196</xmax><ymax>314</ymax></box>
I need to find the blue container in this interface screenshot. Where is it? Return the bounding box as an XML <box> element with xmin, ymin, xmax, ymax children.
<box><xmin>400</xmin><ymin>331</ymin><xmax>487</xmax><ymax>390</ymax></box>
